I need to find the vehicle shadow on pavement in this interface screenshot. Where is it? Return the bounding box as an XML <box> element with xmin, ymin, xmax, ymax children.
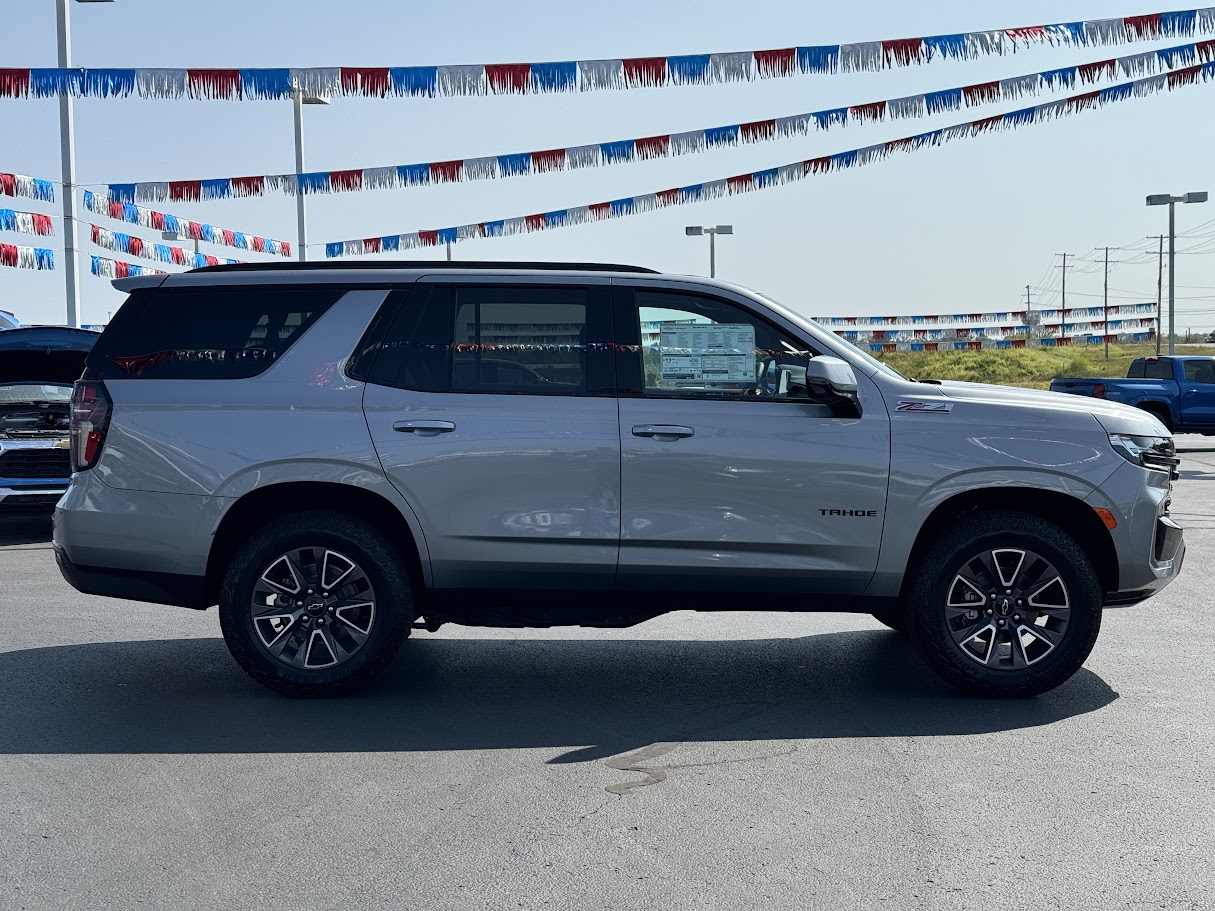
<box><xmin>0</xmin><ymin>631</ymin><xmax>1117</xmax><ymax>756</ymax></box>
<box><xmin>0</xmin><ymin>515</ymin><xmax>53</xmax><ymax>547</ymax></box>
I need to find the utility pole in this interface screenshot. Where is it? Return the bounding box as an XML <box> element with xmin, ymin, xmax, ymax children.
<box><xmin>1103</xmin><ymin>245</ymin><xmax>1110</xmax><ymax>360</ymax></box>
<box><xmin>1057</xmin><ymin>253</ymin><xmax>1072</xmax><ymax>340</ymax></box>
<box><xmin>1025</xmin><ymin>285</ymin><xmax>1033</xmax><ymax>339</ymax></box>
<box><xmin>1155</xmin><ymin>235</ymin><xmax>1164</xmax><ymax>355</ymax></box>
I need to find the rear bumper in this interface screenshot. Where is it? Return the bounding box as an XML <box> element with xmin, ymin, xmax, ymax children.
<box><xmin>54</xmin><ymin>544</ymin><xmax>210</xmax><ymax>609</ymax></box>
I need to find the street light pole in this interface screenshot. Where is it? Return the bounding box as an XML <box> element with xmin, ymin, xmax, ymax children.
<box><xmin>1148</xmin><ymin>192</ymin><xmax>1207</xmax><ymax>355</ymax></box>
<box><xmin>55</xmin><ymin>0</ymin><xmax>80</xmax><ymax>327</ymax></box>
<box><xmin>1168</xmin><ymin>201</ymin><xmax>1175</xmax><ymax>353</ymax></box>
<box><xmin>685</xmin><ymin>225</ymin><xmax>733</xmax><ymax>278</ymax></box>
<box><xmin>292</xmin><ymin>91</ymin><xmax>308</xmax><ymax>263</ymax></box>
<box><xmin>1155</xmin><ymin>235</ymin><xmax>1164</xmax><ymax>355</ymax></box>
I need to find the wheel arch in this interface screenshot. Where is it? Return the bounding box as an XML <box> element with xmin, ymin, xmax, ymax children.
<box><xmin>899</xmin><ymin>487</ymin><xmax>1118</xmax><ymax>601</ymax></box>
<box><xmin>1134</xmin><ymin>400</ymin><xmax>1174</xmax><ymax>432</ymax></box>
<box><xmin>205</xmin><ymin>481</ymin><xmax>429</xmax><ymax>605</ymax></box>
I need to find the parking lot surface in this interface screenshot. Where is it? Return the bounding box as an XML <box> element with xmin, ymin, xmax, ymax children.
<box><xmin>2</xmin><ymin>443</ymin><xmax>1214</xmax><ymax>911</ymax></box>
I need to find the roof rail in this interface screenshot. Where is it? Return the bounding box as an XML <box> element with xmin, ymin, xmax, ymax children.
<box><xmin>190</xmin><ymin>260</ymin><xmax>659</xmax><ymax>275</ymax></box>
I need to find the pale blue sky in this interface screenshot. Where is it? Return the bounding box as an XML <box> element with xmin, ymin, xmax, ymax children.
<box><xmin>3</xmin><ymin>0</ymin><xmax>1215</xmax><ymax>328</ymax></box>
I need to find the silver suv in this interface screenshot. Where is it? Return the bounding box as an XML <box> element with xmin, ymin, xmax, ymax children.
<box><xmin>55</xmin><ymin>262</ymin><xmax>1184</xmax><ymax>698</ymax></box>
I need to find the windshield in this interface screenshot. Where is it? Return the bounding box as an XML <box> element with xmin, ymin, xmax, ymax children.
<box><xmin>0</xmin><ymin>383</ymin><xmax>73</xmax><ymax>404</ymax></box>
<box><xmin>752</xmin><ymin>292</ymin><xmax>907</xmax><ymax>380</ymax></box>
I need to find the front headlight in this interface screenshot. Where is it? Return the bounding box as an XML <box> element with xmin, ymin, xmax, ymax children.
<box><xmin>1108</xmin><ymin>434</ymin><xmax>1179</xmax><ymax>478</ymax></box>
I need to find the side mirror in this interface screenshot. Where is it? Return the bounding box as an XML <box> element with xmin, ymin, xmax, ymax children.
<box><xmin>805</xmin><ymin>357</ymin><xmax>862</xmax><ymax>418</ymax></box>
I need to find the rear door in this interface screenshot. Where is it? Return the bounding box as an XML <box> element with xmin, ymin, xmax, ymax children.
<box><xmin>361</xmin><ymin>277</ymin><xmax>620</xmax><ymax>590</ymax></box>
<box><xmin>612</xmin><ymin>282</ymin><xmax>891</xmax><ymax>595</ymax></box>
<box><xmin>1179</xmin><ymin>358</ymin><xmax>1215</xmax><ymax>427</ymax></box>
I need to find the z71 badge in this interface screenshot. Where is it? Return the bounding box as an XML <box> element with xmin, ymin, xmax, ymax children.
<box><xmin>896</xmin><ymin>400</ymin><xmax>954</xmax><ymax>413</ymax></box>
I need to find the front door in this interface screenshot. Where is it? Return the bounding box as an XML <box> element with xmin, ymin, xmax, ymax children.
<box><xmin>362</xmin><ymin>279</ymin><xmax>619</xmax><ymax>589</ymax></box>
<box><xmin>1179</xmin><ymin>359</ymin><xmax>1215</xmax><ymax>428</ymax></box>
<box><xmin>613</xmin><ymin>284</ymin><xmax>890</xmax><ymax>595</ymax></box>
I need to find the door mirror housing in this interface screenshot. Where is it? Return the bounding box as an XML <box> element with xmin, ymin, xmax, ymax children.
<box><xmin>805</xmin><ymin>357</ymin><xmax>862</xmax><ymax>418</ymax></box>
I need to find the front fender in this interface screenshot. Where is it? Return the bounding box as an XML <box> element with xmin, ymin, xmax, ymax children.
<box><xmin>865</xmin><ymin>467</ymin><xmax>1112</xmax><ymax>598</ymax></box>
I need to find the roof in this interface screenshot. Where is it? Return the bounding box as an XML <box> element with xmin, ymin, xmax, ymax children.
<box><xmin>189</xmin><ymin>260</ymin><xmax>658</xmax><ymax>275</ymax></box>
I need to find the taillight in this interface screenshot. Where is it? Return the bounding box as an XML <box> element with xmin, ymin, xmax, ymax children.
<box><xmin>1093</xmin><ymin>383</ymin><xmax>1107</xmax><ymax>398</ymax></box>
<box><xmin>70</xmin><ymin>381</ymin><xmax>112</xmax><ymax>472</ymax></box>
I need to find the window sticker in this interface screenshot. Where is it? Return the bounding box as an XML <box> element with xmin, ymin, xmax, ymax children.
<box><xmin>658</xmin><ymin>322</ymin><xmax>756</xmax><ymax>385</ymax></box>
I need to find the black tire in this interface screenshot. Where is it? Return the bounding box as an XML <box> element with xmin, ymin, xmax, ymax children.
<box><xmin>906</xmin><ymin>511</ymin><xmax>1102</xmax><ymax>698</ymax></box>
<box><xmin>218</xmin><ymin>511</ymin><xmax>415</xmax><ymax>697</ymax></box>
<box><xmin>870</xmin><ymin>604</ymin><xmax>907</xmax><ymax>633</ymax></box>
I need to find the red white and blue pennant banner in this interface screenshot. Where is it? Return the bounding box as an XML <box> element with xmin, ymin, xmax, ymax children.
<box><xmin>82</xmin><ymin>191</ymin><xmax>291</xmax><ymax>257</ymax></box>
<box><xmin>818</xmin><ymin>303</ymin><xmax>1157</xmax><ymax>329</ymax></box>
<box><xmin>104</xmin><ymin>41</ymin><xmax>1215</xmax><ymax>203</ymax></box>
<box><xmin>89</xmin><ymin>255</ymin><xmax>165</xmax><ymax>280</ymax></box>
<box><xmin>0</xmin><ymin>243</ymin><xmax>54</xmax><ymax>270</ymax></box>
<box><xmin>866</xmin><ymin>333</ymin><xmax>1155</xmax><ymax>352</ymax></box>
<box><xmin>838</xmin><ymin>316</ymin><xmax>1157</xmax><ymax>340</ymax></box>
<box><xmin>324</xmin><ymin>66</ymin><xmax>1215</xmax><ymax>258</ymax></box>
<box><xmin>0</xmin><ymin>173</ymin><xmax>55</xmax><ymax>202</ymax></box>
<box><xmin>2</xmin><ymin>9</ymin><xmax>1214</xmax><ymax>100</ymax></box>
<box><xmin>0</xmin><ymin>208</ymin><xmax>54</xmax><ymax>236</ymax></box>
<box><xmin>90</xmin><ymin>224</ymin><xmax>241</xmax><ymax>268</ymax></box>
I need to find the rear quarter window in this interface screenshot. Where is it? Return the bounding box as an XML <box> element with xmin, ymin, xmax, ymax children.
<box><xmin>91</xmin><ymin>287</ymin><xmax>342</xmax><ymax>380</ymax></box>
<box><xmin>1143</xmin><ymin>360</ymin><xmax>1173</xmax><ymax>380</ymax></box>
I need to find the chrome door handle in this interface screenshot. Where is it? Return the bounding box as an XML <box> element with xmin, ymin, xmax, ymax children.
<box><xmin>631</xmin><ymin>424</ymin><xmax>694</xmax><ymax>440</ymax></box>
<box><xmin>393</xmin><ymin>420</ymin><xmax>456</xmax><ymax>436</ymax></box>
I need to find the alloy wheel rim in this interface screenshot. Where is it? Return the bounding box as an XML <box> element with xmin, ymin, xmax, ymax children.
<box><xmin>944</xmin><ymin>547</ymin><xmax>1070</xmax><ymax>671</ymax></box>
<box><xmin>249</xmin><ymin>547</ymin><xmax>376</xmax><ymax>670</ymax></box>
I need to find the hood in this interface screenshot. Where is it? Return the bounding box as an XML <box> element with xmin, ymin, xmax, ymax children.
<box><xmin>0</xmin><ymin>327</ymin><xmax>97</xmax><ymax>386</ymax></box>
<box><xmin>933</xmin><ymin>380</ymin><xmax>1169</xmax><ymax>436</ymax></box>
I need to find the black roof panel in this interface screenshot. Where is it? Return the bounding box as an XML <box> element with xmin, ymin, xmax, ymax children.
<box><xmin>192</xmin><ymin>260</ymin><xmax>658</xmax><ymax>275</ymax></box>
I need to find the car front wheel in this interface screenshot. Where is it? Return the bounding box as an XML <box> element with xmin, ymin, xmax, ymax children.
<box><xmin>906</xmin><ymin>511</ymin><xmax>1103</xmax><ymax>698</ymax></box>
<box><xmin>218</xmin><ymin>511</ymin><xmax>415</xmax><ymax>697</ymax></box>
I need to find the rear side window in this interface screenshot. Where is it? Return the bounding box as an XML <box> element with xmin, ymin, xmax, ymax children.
<box><xmin>99</xmin><ymin>287</ymin><xmax>341</xmax><ymax>379</ymax></box>
<box><xmin>363</xmin><ymin>284</ymin><xmax>613</xmax><ymax>395</ymax></box>
<box><xmin>1127</xmin><ymin>361</ymin><xmax>1144</xmax><ymax>378</ymax></box>
<box><xmin>1143</xmin><ymin>359</ymin><xmax>1173</xmax><ymax>380</ymax></box>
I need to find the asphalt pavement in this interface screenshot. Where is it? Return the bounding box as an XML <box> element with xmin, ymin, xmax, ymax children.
<box><xmin>2</xmin><ymin>444</ymin><xmax>1214</xmax><ymax>910</ymax></box>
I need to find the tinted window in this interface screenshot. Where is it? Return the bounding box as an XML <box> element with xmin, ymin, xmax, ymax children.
<box><xmin>1127</xmin><ymin>360</ymin><xmax>1144</xmax><ymax>378</ymax></box>
<box><xmin>102</xmin><ymin>288</ymin><xmax>340</xmax><ymax>379</ymax></box>
<box><xmin>365</xmin><ymin>284</ymin><xmax>612</xmax><ymax>395</ymax></box>
<box><xmin>1184</xmin><ymin>359</ymin><xmax>1215</xmax><ymax>383</ymax></box>
<box><xmin>453</xmin><ymin>288</ymin><xmax>587</xmax><ymax>392</ymax></box>
<box><xmin>365</xmin><ymin>286</ymin><xmax>455</xmax><ymax>392</ymax></box>
<box><xmin>625</xmin><ymin>290</ymin><xmax>819</xmax><ymax>401</ymax></box>
<box><xmin>1143</xmin><ymin>359</ymin><xmax>1174</xmax><ymax>380</ymax></box>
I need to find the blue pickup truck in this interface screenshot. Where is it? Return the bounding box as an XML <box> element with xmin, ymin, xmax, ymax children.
<box><xmin>1050</xmin><ymin>355</ymin><xmax>1215</xmax><ymax>434</ymax></box>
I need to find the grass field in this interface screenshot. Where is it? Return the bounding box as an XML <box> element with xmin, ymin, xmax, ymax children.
<box><xmin>874</xmin><ymin>342</ymin><xmax>1211</xmax><ymax>389</ymax></box>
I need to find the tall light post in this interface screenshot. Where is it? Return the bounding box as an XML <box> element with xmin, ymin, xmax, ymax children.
<box><xmin>685</xmin><ymin>225</ymin><xmax>733</xmax><ymax>278</ymax></box>
<box><xmin>292</xmin><ymin>90</ymin><xmax>328</xmax><ymax>262</ymax></box>
<box><xmin>57</xmin><ymin>0</ymin><xmax>114</xmax><ymax>327</ymax></box>
<box><xmin>1147</xmin><ymin>192</ymin><xmax>1208</xmax><ymax>354</ymax></box>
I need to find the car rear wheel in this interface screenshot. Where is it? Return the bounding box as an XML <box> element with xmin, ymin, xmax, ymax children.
<box><xmin>218</xmin><ymin>511</ymin><xmax>415</xmax><ymax>697</ymax></box>
<box><xmin>906</xmin><ymin>511</ymin><xmax>1102</xmax><ymax>698</ymax></box>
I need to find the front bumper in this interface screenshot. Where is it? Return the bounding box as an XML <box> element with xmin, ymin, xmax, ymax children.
<box><xmin>0</xmin><ymin>481</ymin><xmax>68</xmax><ymax>511</ymax></box>
<box><xmin>1087</xmin><ymin>461</ymin><xmax>1184</xmax><ymax>606</ymax></box>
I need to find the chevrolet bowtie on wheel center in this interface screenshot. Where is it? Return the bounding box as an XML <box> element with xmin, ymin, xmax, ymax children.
<box><xmin>55</xmin><ymin>262</ymin><xmax>1183</xmax><ymax>697</ymax></box>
